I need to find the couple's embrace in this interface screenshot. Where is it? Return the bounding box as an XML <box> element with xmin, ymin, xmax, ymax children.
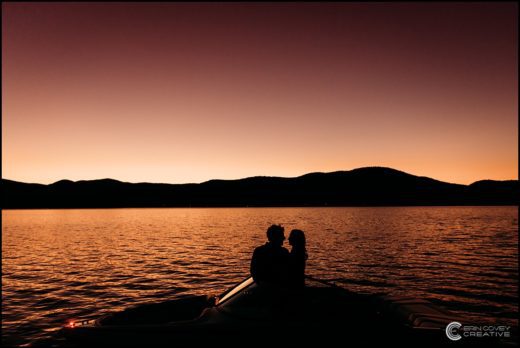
<box><xmin>250</xmin><ymin>224</ymin><xmax>307</xmax><ymax>288</ymax></box>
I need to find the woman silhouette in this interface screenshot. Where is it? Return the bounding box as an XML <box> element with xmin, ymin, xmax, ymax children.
<box><xmin>288</xmin><ymin>229</ymin><xmax>308</xmax><ymax>288</ymax></box>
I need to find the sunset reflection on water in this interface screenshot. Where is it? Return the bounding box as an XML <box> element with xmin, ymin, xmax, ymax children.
<box><xmin>2</xmin><ymin>207</ymin><xmax>518</xmax><ymax>346</ymax></box>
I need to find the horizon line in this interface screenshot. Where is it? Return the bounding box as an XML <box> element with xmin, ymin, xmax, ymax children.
<box><xmin>3</xmin><ymin>166</ymin><xmax>518</xmax><ymax>187</ymax></box>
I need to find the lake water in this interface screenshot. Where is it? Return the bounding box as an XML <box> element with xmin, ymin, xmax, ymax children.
<box><xmin>2</xmin><ymin>207</ymin><xmax>518</xmax><ymax>346</ymax></box>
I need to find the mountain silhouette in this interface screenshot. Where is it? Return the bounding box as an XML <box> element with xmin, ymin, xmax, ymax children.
<box><xmin>2</xmin><ymin>167</ymin><xmax>518</xmax><ymax>209</ymax></box>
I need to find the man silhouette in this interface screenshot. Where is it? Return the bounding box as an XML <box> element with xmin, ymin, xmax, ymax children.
<box><xmin>250</xmin><ymin>224</ymin><xmax>290</xmax><ymax>286</ymax></box>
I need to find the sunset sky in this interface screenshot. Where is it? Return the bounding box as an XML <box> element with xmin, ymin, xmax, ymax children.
<box><xmin>2</xmin><ymin>3</ymin><xmax>518</xmax><ymax>185</ymax></box>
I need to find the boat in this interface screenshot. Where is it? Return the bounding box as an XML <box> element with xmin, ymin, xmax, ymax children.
<box><xmin>51</xmin><ymin>276</ymin><xmax>511</xmax><ymax>347</ymax></box>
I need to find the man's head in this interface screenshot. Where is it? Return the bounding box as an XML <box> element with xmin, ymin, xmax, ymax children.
<box><xmin>266</xmin><ymin>224</ymin><xmax>285</xmax><ymax>246</ymax></box>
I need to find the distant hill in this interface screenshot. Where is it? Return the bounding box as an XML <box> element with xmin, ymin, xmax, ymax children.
<box><xmin>2</xmin><ymin>167</ymin><xmax>518</xmax><ymax>208</ymax></box>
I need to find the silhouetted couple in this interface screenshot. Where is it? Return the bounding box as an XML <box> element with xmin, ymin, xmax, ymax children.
<box><xmin>250</xmin><ymin>224</ymin><xmax>307</xmax><ymax>288</ymax></box>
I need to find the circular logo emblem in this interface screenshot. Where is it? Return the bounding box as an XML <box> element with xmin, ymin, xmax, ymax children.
<box><xmin>446</xmin><ymin>321</ymin><xmax>462</xmax><ymax>341</ymax></box>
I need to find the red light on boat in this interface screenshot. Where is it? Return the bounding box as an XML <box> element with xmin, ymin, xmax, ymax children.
<box><xmin>67</xmin><ymin>320</ymin><xmax>76</xmax><ymax>328</ymax></box>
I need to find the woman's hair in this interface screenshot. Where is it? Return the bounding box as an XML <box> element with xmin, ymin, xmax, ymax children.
<box><xmin>289</xmin><ymin>229</ymin><xmax>306</xmax><ymax>249</ymax></box>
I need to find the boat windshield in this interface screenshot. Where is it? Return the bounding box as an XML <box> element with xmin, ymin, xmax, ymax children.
<box><xmin>217</xmin><ymin>277</ymin><xmax>254</xmax><ymax>305</ymax></box>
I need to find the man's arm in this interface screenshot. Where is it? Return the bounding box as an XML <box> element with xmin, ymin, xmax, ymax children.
<box><xmin>250</xmin><ymin>248</ymin><xmax>260</xmax><ymax>281</ymax></box>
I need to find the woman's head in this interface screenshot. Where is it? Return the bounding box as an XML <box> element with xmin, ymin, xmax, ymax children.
<box><xmin>289</xmin><ymin>229</ymin><xmax>306</xmax><ymax>248</ymax></box>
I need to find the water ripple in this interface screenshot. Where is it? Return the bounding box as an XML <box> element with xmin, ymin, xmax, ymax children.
<box><xmin>2</xmin><ymin>206</ymin><xmax>518</xmax><ymax>347</ymax></box>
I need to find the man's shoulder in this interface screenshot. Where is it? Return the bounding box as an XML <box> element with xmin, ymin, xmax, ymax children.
<box><xmin>253</xmin><ymin>243</ymin><xmax>289</xmax><ymax>255</ymax></box>
<box><xmin>253</xmin><ymin>243</ymin><xmax>269</xmax><ymax>253</ymax></box>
